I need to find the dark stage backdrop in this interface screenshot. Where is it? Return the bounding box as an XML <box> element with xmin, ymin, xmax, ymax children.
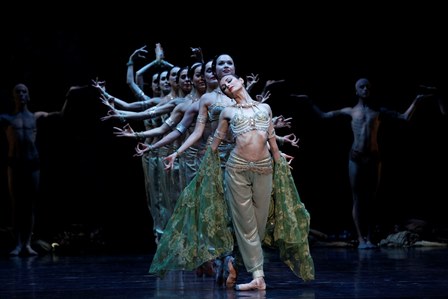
<box><xmin>1</xmin><ymin>10</ymin><xmax>447</xmax><ymax>252</ymax></box>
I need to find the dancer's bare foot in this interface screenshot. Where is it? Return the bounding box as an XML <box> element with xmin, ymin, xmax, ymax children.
<box><xmin>235</xmin><ymin>277</ymin><xmax>266</xmax><ymax>291</ymax></box>
<box><xmin>358</xmin><ymin>241</ymin><xmax>377</xmax><ymax>249</ymax></box>
<box><xmin>9</xmin><ymin>246</ymin><xmax>21</xmax><ymax>256</ymax></box>
<box><xmin>23</xmin><ymin>245</ymin><xmax>38</xmax><ymax>256</ymax></box>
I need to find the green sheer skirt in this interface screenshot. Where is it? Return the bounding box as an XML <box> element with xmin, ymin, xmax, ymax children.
<box><xmin>149</xmin><ymin>151</ymin><xmax>315</xmax><ymax>282</ymax></box>
<box><xmin>267</xmin><ymin>155</ymin><xmax>315</xmax><ymax>282</ymax></box>
<box><xmin>149</xmin><ymin>147</ymin><xmax>234</xmax><ymax>278</ymax></box>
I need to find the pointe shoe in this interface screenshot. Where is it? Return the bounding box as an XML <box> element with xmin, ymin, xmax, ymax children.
<box><xmin>235</xmin><ymin>277</ymin><xmax>266</xmax><ymax>291</ymax></box>
<box><xmin>214</xmin><ymin>258</ymin><xmax>224</xmax><ymax>286</ymax></box>
<box><xmin>196</xmin><ymin>260</ymin><xmax>215</xmax><ymax>277</ymax></box>
<box><xmin>202</xmin><ymin>260</ymin><xmax>215</xmax><ymax>277</ymax></box>
<box><xmin>223</xmin><ymin>256</ymin><xmax>238</xmax><ymax>288</ymax></box>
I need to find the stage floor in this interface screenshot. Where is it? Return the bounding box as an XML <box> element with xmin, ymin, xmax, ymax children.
<box><xmin>1</xmin><ymin>246</ymin><xmax>447</xmax><ymax>298</ymax></box>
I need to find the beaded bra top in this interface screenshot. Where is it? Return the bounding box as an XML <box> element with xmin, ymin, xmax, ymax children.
<box><xmin>229</xmin><ymin>102</ymin><xmax>270</xmax><ymax>138</ymax></box>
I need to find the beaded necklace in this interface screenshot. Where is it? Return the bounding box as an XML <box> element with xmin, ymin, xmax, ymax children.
<box><xmin>233</xmin><ymin>101</ymin><xmax>257</xmax><ymax>108</ymax></box>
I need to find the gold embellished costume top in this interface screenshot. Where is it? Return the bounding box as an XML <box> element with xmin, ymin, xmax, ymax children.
<box><xmin>230</xmin><ymin>103</ymin><xmax>270</xmax><ymax>139</ymax></box>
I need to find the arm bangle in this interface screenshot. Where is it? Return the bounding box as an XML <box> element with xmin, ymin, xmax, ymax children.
<box><xmin>134</xmin><ymin>132</ymin><xmax>144</xmax><ymax>141</ymax></box>
<box><xmin>176</xmin><ymin>123</ymin><xmax>187</xmax><ymax>135</ymax></box>
<box><xmin>268</xmin><ymin>129</ymin><xmax>276</xmax><ymax>139</ymax></box>
<box><xmin>148</xmin><ymin>108</ymin><xmax>157</xmax><ymax>117</ymax></box>
<box><xmin>213</xmin><ymin>130</ymin><xmax>226</xmax><ymax>140</ymax></box>
<box><xmin>276</xmin><ymin>136</ymin><xmax>284</xmax><ymax>146</ymax></box>
<box><xmin>196</xmin><ymin>115</ymin><xmax>207</xmax><ymax>124</ymax></box>
<box><xmin>136</xmin><ymin>90</ymin><xmax>145</xmax><ymax>101</ymax></box>
<box><xmin>126</xmin><ymin>61</ymin><xmax>134</xmax><ymax>66</ymax></box>
<box><xmin>119</xmin><ymin>112</ymin><xmax>126</xmax><ymax>123</ymax></box>
<box><xmin>165</xmin><ymin>117</ymin><xmax>176</xmax><ymax>128</ymax></box>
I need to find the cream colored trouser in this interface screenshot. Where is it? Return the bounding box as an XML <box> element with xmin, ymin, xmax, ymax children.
<box><xmin>224</xmin><ymin>160</ymin><xmax>272</xmax><ymax>279</ymax></box>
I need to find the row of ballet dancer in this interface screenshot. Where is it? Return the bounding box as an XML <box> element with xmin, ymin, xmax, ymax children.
<box><xmin>2</xmin><ymin>42</ymin><xmax>443</xmax><ymax>291</ymax></box>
